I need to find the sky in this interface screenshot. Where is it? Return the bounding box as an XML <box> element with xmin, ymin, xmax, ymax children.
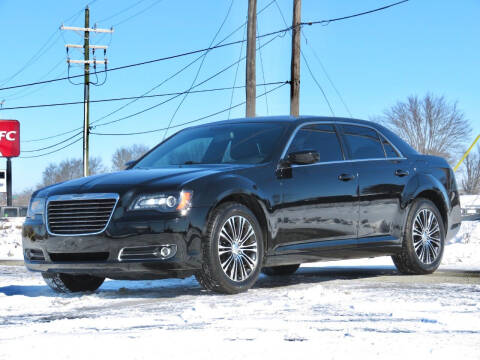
<box><xmin>0</xmin><ymin>0</ymin><xmax>478</xmax><ymax>194</ymax></box>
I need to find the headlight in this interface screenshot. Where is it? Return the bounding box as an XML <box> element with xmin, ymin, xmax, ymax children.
<box><xmin>27</xmin><ymin>198</ymin><xmax>45</xmax><ymax>218</ymax></box>
<box><xmin>130</xmin><ymin>191</ymin><xmax>193</xmax><ymax>214</ymax></box>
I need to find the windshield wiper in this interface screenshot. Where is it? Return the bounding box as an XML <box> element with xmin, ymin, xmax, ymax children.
<box><xmin>182</xmin><ymin>161</ymin><xmax>200</xmax><ymax>165</ymax></box>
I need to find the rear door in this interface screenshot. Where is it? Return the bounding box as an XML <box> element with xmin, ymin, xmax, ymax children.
<box><xmin>275</xmin><ymin>123</ymin><xmax>358</xmax><ymax>251</ymax></box>
<box><xmin>339</xmin><ymin>124</ymin><xmax>412</xmax><ymax>241</ymax></box>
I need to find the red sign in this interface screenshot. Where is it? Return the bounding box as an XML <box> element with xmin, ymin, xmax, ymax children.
<box><xmin>0</xmin><ymin>120</ymin><xmax>20</xmax><ymax>157</ymax></box>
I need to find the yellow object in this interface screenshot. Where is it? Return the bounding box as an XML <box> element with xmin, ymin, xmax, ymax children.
<box><xmin>454</xmin><ymin>134</ymin><xmax>480</xmax><ymax>172</ymax></box>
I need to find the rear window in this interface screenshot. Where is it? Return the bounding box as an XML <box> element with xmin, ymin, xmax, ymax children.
<box><xmin>381</xmin><ymin>135</ymin><xmax>400</xmax><ymax>158</ymax></box>
<box><xmin>341</xmin><ymin>125</ymin><xmax>385</xmax><ymax>160</ymax></box>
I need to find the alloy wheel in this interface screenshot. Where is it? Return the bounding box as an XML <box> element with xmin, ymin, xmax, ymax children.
<box><xmin>218</xmin><ymin>215</ymin><xmax>259</xmax><ymax>282</ymax></box>
<box><xmin>412</xmin><ymin>208</ymin><xmax>442</xmax><ymax>264</ymax></box>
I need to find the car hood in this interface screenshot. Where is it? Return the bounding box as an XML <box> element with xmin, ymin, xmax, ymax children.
<box><xmin>36</xmin><ymin>165</ymin><xmax>248</xmax><ymax>197</ymax></box>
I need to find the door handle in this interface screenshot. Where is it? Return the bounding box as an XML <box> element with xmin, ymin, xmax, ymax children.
<box><xmin>395</xmin><ymin>169</ymin><xmax>409</xmax><ymax>177</ymax></box>
<box><xmin>338</xmin><ymin>173</ymin><xmax>355</xmax><ymax>182</ymax></box>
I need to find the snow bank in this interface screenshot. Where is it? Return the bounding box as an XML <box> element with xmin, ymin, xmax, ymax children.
<box><xmin>443</xmin><ymin>221</ymin><xmax>480</xmax><ymax>267</ymax></box>
<box><xmin>0</xmin><ymin>218</ymin><xmax>24</xmax><ymax>261</ymax></box>
<box><xmin>460</xmin><ymin>194</ymin><xmax>480</xmax><ymax>207</ymax></box>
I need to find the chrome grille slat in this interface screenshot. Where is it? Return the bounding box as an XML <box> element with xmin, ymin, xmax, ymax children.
<box><xmin>47</xmin><ymin>211</ymin><xmax>113</xmax><ymax>216</ymax></box>
<box><xmin>47</xmin><ymin>194</ymin><xmax>119</xmax><ymax>236</ymax></box>
<box><xmin>49</xmin><ymin>219</ymin><xmax>108</xmax><ymax>224</ymax></box>
<box><xmin>50</xmin><ymin>223</ymin><xmax>108</xmax><ymax>228</ymax></box>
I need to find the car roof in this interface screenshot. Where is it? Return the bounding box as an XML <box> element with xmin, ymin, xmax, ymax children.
<box><xmin>193</xmin><ymin>115</ymin><xmax>376</xmax><ymax>128</ymax></box>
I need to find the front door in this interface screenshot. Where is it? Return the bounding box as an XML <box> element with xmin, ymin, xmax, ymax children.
<box><xmin>274</xmin><ymin>123</ymin><xmax>358</xmax><ymax>254</ymax></box>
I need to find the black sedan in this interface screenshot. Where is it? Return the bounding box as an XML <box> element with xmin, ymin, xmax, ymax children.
<box><xmin>22</xmin><ymin>116</ymin><xmax>461</xmax><ymax>294</ymax></box>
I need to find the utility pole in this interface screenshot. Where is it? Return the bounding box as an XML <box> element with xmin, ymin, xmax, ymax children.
<box><xmin>61</xmin><ymin>7</ymin><xmax>113</xmax><ymax>177</ymax></box>
<box><xmin>290</xmin><ymin>0</ymin><xmax>301</xmax><ymax>117</ymax></box>
<box><xmin>246</xmin><ymin>0</ymin><xmax>257</xmax><ymax>118</ymax></box>
<box><xmin>83</xmin><ymin>7</ymin><xmax>90</xmax><ymax>177</ymax></box>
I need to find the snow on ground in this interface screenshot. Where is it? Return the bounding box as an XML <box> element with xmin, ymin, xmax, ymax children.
<box><xmin>0</xmin><ymin>218</ymin><xmax>23</xmax><ymax>260</ymax></box>
<box><xmin>0</xmin><ymin>216</ymin><xmax>479</xmax><ymax>358</ymax></box>
<box><xmin>0</xmin><ymin>265</ymin><xmax>479</xmax><ymax>360</ymax></box>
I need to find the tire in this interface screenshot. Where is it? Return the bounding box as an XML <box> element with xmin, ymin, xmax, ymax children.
<box><xmin>195</xmin><ymin>202</ymin><xmax>264</xmax><ymax>294</ymax></box>
<box><xmin>262</xmin><ymin>264</ymin><xmax>300</xmax><ymax>276</ymax></box>
<box><xmin>42</xmin><ymin>272</ymin><xmax>105</xmax><ymax>293</ymax></box>
<box><xmin>392</xmin><ymin>198</ymin><xmax>445</xmax><ymax>275</ymax></box>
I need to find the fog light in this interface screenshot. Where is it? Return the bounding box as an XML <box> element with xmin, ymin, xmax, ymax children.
<box><xmin>160</xmin><ymin>246</ymin><xmax>172</xmax><ymax>258</ymax></box>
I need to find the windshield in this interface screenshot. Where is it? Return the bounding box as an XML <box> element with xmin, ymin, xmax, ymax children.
<box><xmin>134</xmin><ymin>122</ymin><xmax>286</xmax><ymax>168</ymax></box>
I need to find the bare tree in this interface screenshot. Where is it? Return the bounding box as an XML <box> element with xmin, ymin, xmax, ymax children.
<box><xmin>111</xmin><ymin>144</ymin><xmax>149</xmax><ymax>171</ymax></box>
<box><xmin>380</xmin><ymin>94</ymin><xmax>471</xmax><ymax>162</ymax></box>
<box><xmin>40</xmin><ymin>157</ymin><xmax>105</xmax><ymax>187</ymax></box>
<box><xmin>461</xmin><ymin>145</ymin><xmax>480</xmax><ymax>194</ymax></box>
<box><xmin>13</xmin><ymin>188</ymin><xmax>35</xmax><ymax>206</ymax></box>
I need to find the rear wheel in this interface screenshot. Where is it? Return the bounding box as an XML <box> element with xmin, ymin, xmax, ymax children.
<box><xmin>195</xmin><ymin>202</ymin><xmax>264</xmax><ymax>294</ymax></box>
<box><xmin>262</xmin><ymin>264</ymin><xmax>300</xmax><ymax>276</ymax></box>
<box><xmin>42</xmin><ymin>272</ymin><xmax>105</xmax><ymax>293</ymax></box>
<box><xmin>392</xmin><ymin>198</ymin><xmax>445</xmax><ymax>275</ymax></box>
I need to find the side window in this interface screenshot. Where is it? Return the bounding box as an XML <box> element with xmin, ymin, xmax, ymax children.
<box><xmin>341</xmin><ymin>125</ymin><xmax>385</xmax><ymax>160</ymax></box>
<box><xmin>380</xmin><ymin>135</ymin><xmax>400</xmax><ymax>158</ymax></box>
<box><xmin>287</xmin><ymin>124</ymin><xmax>344</xmax><ymax>162</ymax></box>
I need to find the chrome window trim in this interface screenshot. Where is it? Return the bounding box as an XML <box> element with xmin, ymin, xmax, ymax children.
<box><xmin>280</xmin><ymin>120</ymin><xmax>405</xmax><ymax>162</ymax></box>
<box><xmin>287</xmin><ymin>157</ymin><xmax>407</xmax><ymax>169</ymax></box>
<box><xmin>45</xmin><ymin>193</ymin><xmax>120</xmax><ymax>237</ymax></box>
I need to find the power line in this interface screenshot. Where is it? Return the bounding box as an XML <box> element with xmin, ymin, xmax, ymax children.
<box><xmin>113</xmin><ymin>0</ymin><xmax>165</xmax><ymax>27</ymax></box>
<box><xmin>0</xmin><ymin>28</ymin><xmax>289</xmax><ymax>92</ymax></box>
<box><xmin>301</xmin><ymin>50</ymin><xmax>335</xmax><ymax>116</ymax></box>
<box><xmin>301</xmin><ymin>0</ymin><xmax>409</xmax><ymax>27</ymax></box>
<box><xmin>0</xmin><ymin>31</ymin><xmax>61</xmax><ymax>88</ymax></box>
<box><xmin>96</xmin><ymin>0</ymin><xmax>149</xmax><ymax>23</ymax></box>
<box><xmin>257</xmin><ymin>21</ymin><xmax>269</xmax><ymax>115</ymax></box>
<box><xmin>19</xmin><ymin>135</ymin><xmax>83</xmax><ymax>159</ymax></box>
<box><xmin>22</xmin><ymin>131</ymin><xmax>83</xmax><ymax>153</ymax></box>
<box><xmin>1</xmin><ymin>82</ymin><xmax>285</xmax><ymax>111</ymax></box>
<box><xmin>92</xmin><ymin>32</ymin><xmax>283</xmax><ymax>129</ymax></box>
<box><xmin>1</xmin><ymin>1</ymin><xmax>409</xmax><ymax>93</ymax></box>
<box><xmin>162</xmin><ymin>0</ymin><xmax>234</xmax><ymax>140</ymax></box>
<box><xmin>91</xmin><ymin>82</ymin><xmax>288</xmax><ymax>136</ymax></box>
<box><xmin>0</xmin><ymin>0</ymin><xmax>99</xmax><ymax>88</ymax></box>
<box><xmin>302</xmin><ymin>31</ymin><xmax>353</xmax><ymax>117</ymax></box>
<box><xmin>18</xmin><ymin>82</ymin><xmax>286</xmax><ymax>153</ymax></box>
<box><xmin>21</xmin><ymin>4</ymin><xmax>269</xmax><ymax>143</ymax></box>
<box><xmin>2</xmin><ymin>59</ymin><xmax>66</xmax><ymax>101</ymax></box>
<box><xmin>228</xmin><ymin>25</ymin><xmax>246</xmax><ymax>120</ymax></box>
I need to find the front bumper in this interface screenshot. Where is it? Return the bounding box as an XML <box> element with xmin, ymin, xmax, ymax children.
<box><xmin>22</xmin><ymin>208</ymin><xmax>208</xmax><ymax>280</ymax></box>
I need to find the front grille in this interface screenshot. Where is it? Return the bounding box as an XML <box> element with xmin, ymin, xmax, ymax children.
<box><xmin>47</xmin><ymin>196</ymin><xmax>118</xmax><ymax>235</ymax></box>
<box><xmin>49</xmin><ymin>252</ymin><xmax>109</xmax><ymax>262</ymax></box>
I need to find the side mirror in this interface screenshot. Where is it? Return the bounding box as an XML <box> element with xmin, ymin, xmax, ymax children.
<box><xmin>286</xmin><ymin>150</ymin><xmax>320</xmax><ymax>165</ymax></box>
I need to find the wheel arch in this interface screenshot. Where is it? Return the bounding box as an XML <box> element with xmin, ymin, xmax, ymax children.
<box><xmin>208</xmin><ymin>191</ymin><xmax>270</xmax><ymax>251</ymax></box>
<box><xmin>405</xmin><ymin>173</ymin><xmax>450</xmax><ymax>230</ymax></box>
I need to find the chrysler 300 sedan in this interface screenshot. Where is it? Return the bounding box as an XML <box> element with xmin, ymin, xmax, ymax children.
<box><xmin>23</xmin><ymin>116</ymin><xmax>461</xmax><ymax>294</ymax></box>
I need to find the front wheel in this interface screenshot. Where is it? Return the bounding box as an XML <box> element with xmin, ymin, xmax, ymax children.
<box><xmin>195</xmin><ymin>202</ymin><xmax>264</xmax><ymax>294</ymax></box>
<box><xmin>42</xmin><ymin>272</ymin><xmax>105</xmax><ymax>293</ymax></box>
<box><xmin>392</xmin><ymin>198</ymin><xmax>445</xmax><ymax>275</ymax></box>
